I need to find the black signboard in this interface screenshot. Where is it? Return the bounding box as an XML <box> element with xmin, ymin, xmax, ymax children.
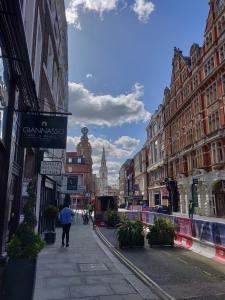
<box><xmin>20</xmin><ymin>114</ymin><xmax>67</xmax><ymax>149</ymax></box>
<box><xmin>193</xmin><ymin>178</ymin><xmax>198</xmax><ymax>185</ymax></box>
<box><xmin>67</xmin><ymin>176</ymin><xmax>78</xmax><ymax>191</ymax></box>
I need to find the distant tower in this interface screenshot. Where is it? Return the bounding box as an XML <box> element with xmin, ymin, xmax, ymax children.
<box><xmin>77</xmin><ymin>127</ymin><xmax>92</xmax><ymax>166</ymax></box>
<box><xmin>99</xmin><ymin>147</ymin><xmax>108</xmax><ymax>195</ymax></box>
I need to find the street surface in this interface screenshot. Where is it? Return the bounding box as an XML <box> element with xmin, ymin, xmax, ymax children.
<box><xmin>99</xmin><ymin>227</ymin><xmax>225</xmax><ymax>300</ymax></box>
<box><xmin>33</xmin><ymin>214</ymin><xmax>159</xmax><ymax>300</ymax></box>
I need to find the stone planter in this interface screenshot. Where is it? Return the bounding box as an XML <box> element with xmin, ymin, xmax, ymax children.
<box><xmin>44</xmin><ymin>231</ymin><xmax>56</xmax><ymax>244</ymax></box>
<box><xmin>5</xmin><ymin>258</ymin><xmax>36</xmax><ymax>300</ymax></box>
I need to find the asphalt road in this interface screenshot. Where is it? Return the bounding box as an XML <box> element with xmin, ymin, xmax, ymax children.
<box><xmin>99</xmin><ymin>227</ymin><xmax>225</xmax><ymax>300</ymax></box>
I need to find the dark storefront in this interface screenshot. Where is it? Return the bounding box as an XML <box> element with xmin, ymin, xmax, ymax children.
<box><xmin>0</xmin><ymin>0</ymin><xmax>39</xmax><ymax>258</ymax></box>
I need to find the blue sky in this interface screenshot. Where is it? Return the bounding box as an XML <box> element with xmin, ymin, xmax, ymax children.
<box><xmin>65</xmin><ymin>0</ymin><xmax>209</xmax><ymax>184</ymax></box>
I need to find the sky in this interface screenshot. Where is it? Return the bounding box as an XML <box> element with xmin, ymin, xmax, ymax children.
<box><xmin>65</xmin><ymin>0</ymin><xmax>209</xmax><ymax>185</ymax></box>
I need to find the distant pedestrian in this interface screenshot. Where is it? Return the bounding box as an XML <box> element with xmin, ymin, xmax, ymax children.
<box><xmin>188</xmin><ymin>200</ymin><xmax>194</xmax><ymax>219</ymax></box>
<box><xmin>87</xmin><ymin>202</ymin><xmax>94</xmax><ymax>217</ymax></box>
<box><xmin>60</xmin><ymin>204</ymin><xmax>74</xmax><ymax>247</ymax></box>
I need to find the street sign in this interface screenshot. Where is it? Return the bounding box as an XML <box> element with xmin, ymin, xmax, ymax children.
<box><xmin>21</xmin><ymin>114</ymin><xmax>67</xmax><ymax>149</ymax></box>
<box><xmin>40</xmin><ymin>161</ymin><xmax>62</xmax><ymax>175</ymax></box>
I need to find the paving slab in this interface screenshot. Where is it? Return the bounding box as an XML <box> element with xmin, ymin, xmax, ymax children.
<box><xmin>33</xmin><ymin>214</ymin><xmax>159</xmax><ymax>300</ymax></box>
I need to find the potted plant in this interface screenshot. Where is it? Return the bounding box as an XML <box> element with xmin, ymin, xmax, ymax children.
<box><xmin>105</xmin><ymin>210</ymin><xmax>120</xmax><ymax>228</ymax></box>
<box><xmin>146</xmin><ymin>217</ymin><xmax>175</xmax><ymax>247</ymax></box>
<box><xmin>44</xmin><ymin>205</ymin><xmax>59</xmax><ymax>244</ymax></box>
<box><xmin>5</xmin><ymin>180</ymin><xmax>45</xmax><ymax>300</ymax></box>
<box><xmin>117</xmin><ymin>218</ymin><xmax>144</xmax><ymax>248</ymax></box>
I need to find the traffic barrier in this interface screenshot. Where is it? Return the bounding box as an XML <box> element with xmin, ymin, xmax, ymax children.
<box><xmin>123</xmin><ymin>211</ymin><xmax>225</xmax><ymax>264</ymax></box>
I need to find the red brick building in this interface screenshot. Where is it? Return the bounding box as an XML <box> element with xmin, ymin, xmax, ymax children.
<box><xmin>64</xmin><ymin>128</ymin><xmax>93</xmax><ymax>207</ymax></box>
<box><xmin>164</xmin><ymin>0</ymin><xmax>225</xmax><ymax>217</ymax></box>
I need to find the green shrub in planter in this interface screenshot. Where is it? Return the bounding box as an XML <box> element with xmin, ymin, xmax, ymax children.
<box><xmin>146</xmin><ymin>217</ymin><xmax>175</xmax><ymax>247</ymax></box>
<box><xmin>44</xmin><ymin>205</ymin><xmax>59</xmax><ymax>244</ymax></box>
<box><xmin>6</xmin><ymin>180</ymin><xmax>45</xmax><ymax>300</ymax></box>
<box><xmin>117</xmin><ymin>218</ymin><xmax>144</xmax><ymax>248</ymax></box>
<box><xmin>105</xmin><ymin>210</ymin><xmax>120</xmax><ymax>227</ymax></box>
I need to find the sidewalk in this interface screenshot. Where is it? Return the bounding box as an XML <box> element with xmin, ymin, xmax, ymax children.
<box><xmin>33</xmin><ymin>215</ymin><xmax>159</xmax><ymax>300</ymax></box>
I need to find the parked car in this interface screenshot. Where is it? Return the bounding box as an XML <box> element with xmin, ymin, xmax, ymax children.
<box><xmin>149</xmin><ymin>205</ymin><xmax>171</xmax><ymax>215</ymax></box>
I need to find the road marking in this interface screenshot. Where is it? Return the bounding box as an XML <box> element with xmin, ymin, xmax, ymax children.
<box><xmin>202</xmin><ymin>270</ymin><xmax>212</xmax><ymax>276</ymax></box>
<box><xmin>177</xmin><ymin>258</ymin><xmax>188</xmax><ymax>264</ymax></box>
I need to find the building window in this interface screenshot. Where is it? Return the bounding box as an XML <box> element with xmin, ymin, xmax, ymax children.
<box><xmin>34</xmin><ymin>10</ymin><xmax>42</xmax><ymax>97</ymax></box>
<box><xmin>216</xmin><ymin>0</ymin><xmax>224</xmax><ymax>14</ymax></box>
<box><xmin>205</xmin><ymin>32</ymin><xmax>212</xmax><ymax>49</ymax></box>
<box><xmin>46</xmin><ymin>37</ymin><xmax>54</xmax><ymax>86</ymax></box>
<box><xmin>0</xmin><ymin>49</ymin><xmax>9</xmax><ymax>143</ymax></box>
<box><xmin>204</xmin><ymin>56</ymin><xmax>214</xmax><ymax>77</ymax></box>
<box><xmin>221</xmin><ymin>73</ymin><xmax>225</xmax><ymax>94</ymax></box>
<box><xmin>219</xmin><ymin>43</ymin><xmax>225</xmax><ymax>62</ymax></box>
<box><xmin>68</xmin><ymin>158</ymin><xmax>72</xmax><ymax>163</ymax></box>
<box><xmin>211</xmin><ymin>141</ymin><xmax>224</xmax><ymax>164</ymax></box>
<box><xmin>195</xmin><ymin>119</ymin><xmax>202</xmax><ymax>141</ymax></box>
<box><xmin>193</xmin><ymin>74</ymin><xmax>199</xmax><ymax>90</ymax></box>
<box><xmin>218</xmin><ymin>14</ymin><xmax>225</xmax><ymax>35</ymax></box>
<box><xmin>208</xmin><ymin>111</ymin><xmax>220</xmax><ymax>133</ymax></box>
<box><xmin>77</xmin><ymin>157</ymin><xmax>81</xmax><ymax>163</ymax></box>
<box><xmin>205</xmin><ymin>82</ymin><xmax>217</xmax><ymax>105</ymax></box>
<box><xmin>196</xmin><ymin>148</ymin><xmax>203</xmax><ymax>168</ymax></box>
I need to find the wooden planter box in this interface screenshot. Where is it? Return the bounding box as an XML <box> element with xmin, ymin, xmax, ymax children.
<box><xmin>147</xmin><ymin>234</ymin><xmax>174</xmax><ymax>247</ymax></box>
<box><xmin>119</xmin><ymin>236</ymin><xmax>145</xmax><ymax>248</ymax></box>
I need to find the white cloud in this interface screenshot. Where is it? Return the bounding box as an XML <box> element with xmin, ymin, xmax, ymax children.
<box><xmin>132</xmin><ymin>0</ymin><xmax>154</xmax><ymax>23</ymax></box>
<box><xmin>68</xmin><ymin>82</ymin><xmax>151</xmax><ymax>127</ymax></box>
<box><xmin>114</xmin><ymin>136</ymin><xmax>140</xmax><ymax>150</ymax></box>
<box><xmin>66</xmin><ymin>0</ymin><xmax>119</xmax><ymax>29</ymax></box>
<box><xmin>86</xmin><ymin>73</ymin><xmax>93</xmax><ymax>78</ymax></box>
<box><xmin>67</xmin><ymin>134</ymin><xmax>140</xmax><ymax>185</ymax></box>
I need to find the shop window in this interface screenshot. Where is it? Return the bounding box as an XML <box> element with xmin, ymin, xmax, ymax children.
<box><xmin>0</xmin><ymin>49</ymin><xmax>9</xmax><ymax>144</ymax></box>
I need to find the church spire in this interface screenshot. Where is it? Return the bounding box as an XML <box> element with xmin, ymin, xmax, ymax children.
<box><xmin>101</xmin><ymin>147</ymin><xmax>106</xmax><ymax>164</ymax></box>
<box><xmin>99</xmin><ymin>147</ymin><xmax>108</xmax><ymax>195</ymax></box>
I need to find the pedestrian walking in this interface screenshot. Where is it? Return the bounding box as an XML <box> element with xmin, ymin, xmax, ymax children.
<box><xmin>87</xmin><ymin>202</ymin><xmax>94</xmax><ymax>217</ymax></box>
<box><xmin>60</xmin><ymin>204</ymin><xmax>74</xmax><ymax>247</ymax></box>
<box><xmin>188</xmin><ymin>199</ymin><xmax>194</xmax><ymax>219</ymax></box>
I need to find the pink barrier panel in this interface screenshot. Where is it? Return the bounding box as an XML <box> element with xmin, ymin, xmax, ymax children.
<box><xmin>174</xmin><ymin>217</ymin><xmax>192</xmax><ymax>236</ymax></box>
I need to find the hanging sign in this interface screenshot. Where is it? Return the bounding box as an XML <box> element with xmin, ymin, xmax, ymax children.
<box><xmin>20</xmin><ymin>114</ymin><xmax>67</xmax><ymax>149</ymax></box>
<box><xmin>40</xmin><ymin>161</ymin><xmax>62</xmax><ymax>175</ymax></box>
<box><xmin>67</xmin><ymin>176</ymin><xmax>78</xmax><ymax>191</ymax></box>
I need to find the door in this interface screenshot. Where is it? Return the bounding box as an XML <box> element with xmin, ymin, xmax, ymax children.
<box><xmin>215</xmin><ymin>192</ymin><xmax>225</xmax><ymax>217</ymax></box>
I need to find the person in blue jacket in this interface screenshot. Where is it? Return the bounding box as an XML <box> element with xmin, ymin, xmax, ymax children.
<box><xmin>60</xmin><ymin>204</ymin><xmax>74</xmax><ymax>247</ymax></box>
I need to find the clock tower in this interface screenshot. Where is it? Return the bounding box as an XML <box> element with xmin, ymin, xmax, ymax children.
<box><xmin>77</xmin><ymin>127</ymin><xmax>92</xmax><ymax>166</ymax></box>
